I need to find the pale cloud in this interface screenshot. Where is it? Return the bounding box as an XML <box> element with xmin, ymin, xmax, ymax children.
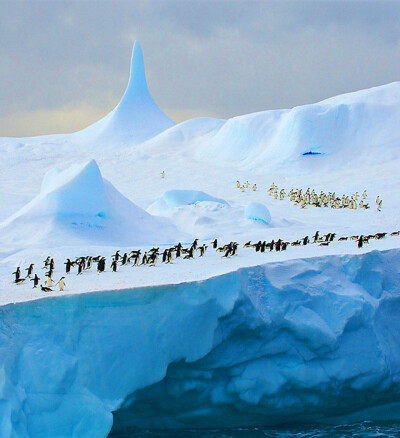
<box><xmin>1</xmin><ymin>0</ymin><xmax>400</xmax><ymax>137</ymax></box>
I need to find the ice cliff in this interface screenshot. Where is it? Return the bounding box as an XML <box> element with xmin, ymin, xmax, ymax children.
<box><xmin>1</xmin><ymin>249</ymin><xmax>400</xmax><ymax>437</ymax></box>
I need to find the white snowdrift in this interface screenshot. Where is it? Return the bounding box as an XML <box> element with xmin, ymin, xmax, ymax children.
<box><xmin>1</xmin><ymin>249</ymin><xmax>400</xmax><ymax>437</ymax></box>
<box><xmin>0</xmin><ymin>160</ymin><xmax>180</xmax><ymax>246</ymax></box>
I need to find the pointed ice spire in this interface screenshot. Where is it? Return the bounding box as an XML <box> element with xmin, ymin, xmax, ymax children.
<box><xmin>120</xmin><ymin>41</ymin><xmax>149</xmax><ymax>102</ymax></box>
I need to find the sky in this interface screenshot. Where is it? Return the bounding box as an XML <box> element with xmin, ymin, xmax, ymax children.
<box><xmin>1</xmin><ymin>0</ymin><xmax>400</xmax><ymax>137</ymax></box>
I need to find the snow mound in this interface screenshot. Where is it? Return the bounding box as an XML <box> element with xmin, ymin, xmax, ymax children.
<box><xmin>77</xmin><ymin>41</ymin><xmax>175</xmax><ymax>145</ymax></box>
<box><xmin>245</xmin><ymin>202</ymin><xmax>271</xmax><ymax>225</ymax></box>
<box><xmin>148</xmin><ymin>189</ymin><xmax>229</xmax><ymax>214</ymax></box>
<box><xmin>193</xmin><ymin>81</ymin><xmax>400</xmax><ymax>171</ymax></box>
<box><xmin>0</xmin><ymin>160</ymin><xmax>180</xmax><ymax>246</ymax></box>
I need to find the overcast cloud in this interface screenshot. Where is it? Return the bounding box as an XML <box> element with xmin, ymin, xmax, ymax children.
<box><xmin>1</xmin><ymin>0</ymin><xmax>400</xmax><ymax>136</ymax></box>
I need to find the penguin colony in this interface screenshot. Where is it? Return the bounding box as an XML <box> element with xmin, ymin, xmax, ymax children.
<box><xmin>11</xmin><ymin>231</ymin><xmax>400</xmax><ymax>291</ymax></box>
<box><xmin>266</xmin><ymin>183</ymin><xmax>382</xmax><ymax>211</ymax></box>
<box><xmin>236</xmin><ymin>180</ymin><xmax>383</xmax><ymax>211</ymax></box>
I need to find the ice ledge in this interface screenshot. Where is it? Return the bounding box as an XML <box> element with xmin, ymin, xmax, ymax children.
<box><xmin>1</xmin><ymin>248</ymin><xmax>400</xmax><ymax>436</ymax></box>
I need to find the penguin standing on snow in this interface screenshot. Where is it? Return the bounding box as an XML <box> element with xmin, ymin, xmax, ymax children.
<box><xmin>56</xmin><ymin>277</ymin><xmax>66</xmax><ymax>291</ymax></box>
<box><xmin>45</xmin><ymin>275</ymin><xmax>53</xmax><ymax>288</ymax></box>
<box><xmin>64</xmin><ymin>258</ymin><xmax>72</xmax><ymax>274</ymax></box>
<box><xmin>175</xmin><ymin>243</ymin><xmax>183</xmax><ymax>258</ymax></box>
<box><xmin>192</xmin><ymin>239</ymin><xmax>199</xmax><ymax>250</ymax></box>
<box><xmin>357</xmin><ymin>235</ymin><xmax>364</xmax><ymax>248</ymax></box>
<box><xmin>31</xmin><ymin>274</ymin><xmax>40</xmax><ymax>288</ymax></box>
<box><xmin>212</xmin><ymin>239</ymin><xmax>218</xmax><ymax>249</ymax></box>
<box><xmin>12</xmin><ymin>267</ymin><xmax>21</xmax><ymax>282</ymax></box>
<box><xmin>112</xmin><ymin>250</ymin><xmax>121</xmax><ymax>262</ymax></box>
<box><xmin>312</xmin><ymin>231</ymin><xmax>319</xmax><ymax>243</ymax></box>
<box><xmin>111</xmin><ymin>259</ymin><xmax>118</xmax><ymax>272</ymax></box>
<box><xmin>121</xmin><ymin>253</ymin><xmax>128</xmax><ymax>265</ymax></box>
<box><xmin>97</xmin><ymin>258</ymin><xmax>106</xmax><ymax>273</ymax></box>
<box><xmin>25</xmin><ymin>264</ymin><xmax>34</xmax><ymax>278</ymax></box>
<box><xmin>198</xmin><ymin>244</ymin><xmax>208</xmax><ymax>257</ymax></box>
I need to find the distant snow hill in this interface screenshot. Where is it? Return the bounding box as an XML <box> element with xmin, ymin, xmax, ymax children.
<box><xmin>0</xmin><ymin>160</ymin><xmax>180</xmax><ymax>247</ymax></box>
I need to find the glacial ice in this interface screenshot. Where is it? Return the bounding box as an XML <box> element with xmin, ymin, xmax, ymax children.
<box><xmin>245</xmin><ymin>202</ymin><xmax>271</xmax><ymax>225</ymax></box>
<box><xmin>1</xmin><ymin>249</ymin><xmax>400</xmax><ymax>437</ymax></box>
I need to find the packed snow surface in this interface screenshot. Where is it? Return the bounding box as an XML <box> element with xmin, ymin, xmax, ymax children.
<box><xmin>0</xmin><ymin>41</ymin><xmax>400</xmax><ymax>437</ymax></box>
<box><xmin>245</xmin><ymin>202</ymin><xmax>271</xmax><ymax>225</ymax></box>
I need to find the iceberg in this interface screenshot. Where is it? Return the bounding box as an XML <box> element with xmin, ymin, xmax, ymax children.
<box><xmin>1</xmin><ymin>249</ymin><xmax>400</xmax><ymax>437</ymax></box>
<box><xmin>245</xmin><ymin>202</ymin><xmax>271</xmax><ymax>225</ymax></box>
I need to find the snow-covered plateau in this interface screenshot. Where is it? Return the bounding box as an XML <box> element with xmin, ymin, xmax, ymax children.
<box><xmin>1</xmin><ymin>41</ymin><xmax>400</xmax><ymax>437</ymax></box>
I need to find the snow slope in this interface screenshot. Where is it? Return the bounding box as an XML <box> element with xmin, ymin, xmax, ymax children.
<box><xmin>1</xmin><ymin>249</ymin><xmax>400</xmax><ymax>438</ymax></box>
<box><xmin>0</xmin><ymin>159</ymin><xmax>180</xmax><ymax>247</ymax></box>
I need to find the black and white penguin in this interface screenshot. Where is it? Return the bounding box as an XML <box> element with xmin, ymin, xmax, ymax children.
<box><xmin>31</xmin><ymin>274</ymin><xmax>40</xmax><ymax>288</ymax></box>
<box><xmin>243</xmin><ymin>241</ymin><xmax>251</xmax><ymax>248</ymax></box>
<box><xmin>357</xmin><ymin>235</ymin><xmax>364</xmax><ymax>248</ymax></box>
<box><xmin>14</xmin><ymin>278</ymin><xmax>26</xmax><ymax>285</ymax></box>
<box><xmin>212</xmin><ymin>239</ymin><xmax>218</xmax><ymax>249</ymax></box>
<box><xmin>43</xmin><ymin>256</ymin><xmax>51</xmax><ymax>269</ymax></box>
<box><xmin>111</xmin><ymin>259</ymin><xmax>118</xmax><ymax>272</ymax></box>
<box><xmin>25</xmin><ymin>263</ymin><xmax>34</xmax><ymax>278</ymax></box>
<box><xmin>77</xmin><ymin>260</ymin><xmax>84</xmax><ymax>275</ymax></box>
<box><xmin>303</xmin><ymin>236</ymin><xmax>309</xmax><ymax>246</ymax></box>
<box><xmin>65</xmin><ymin>259</ymin><xmax>72</xmax><ymax>274</ymax></box>
<box><xmin>141</xmin><ymin>252</ymin><xmax>149</xmax><ymax>265</ymax></box>
<box><xmin>49</xmin><ymin>258</ymin><xmax>55</xmax><ymax>271</ymax></box>
<box><xmin>149</xmin><ymin>252</ymin><xmax>158</xmax><ymax>266</ymax></box>
<box><xmin>192</xmin><ymin>239</ymin><xmax>199</xmax><ymax>250</ymax></box>
<box><xmin>162</xmin><ymin>249</ymin><xmax>169</xmax><ymax>263</ymax></box>
<box><xmin>12</xmin><ymin>267</ymin><xmax>21</xmax><ymax>282</ymax></box>
<box><xmin>275</xmin><ymin>239</ymin><xmax>282</xmax><ymax>251</ymax></box>
<box><xmin>56</xmin><ymin>277</ymin><xmax>66</xmax><ymax>291</ymax></box>
<box><xmin>198</xmin><ymin>244</ymin><xmax>208</xmax><ymax>257</ymax></box>
<box><xmin>40</xmin><ymin>284</ymin><xmax>52</xmax><ymax>292</ymax></box>
<box><xmin>175</xmin><ymin>243</ymin><xmax>182</xmax><ymax>258</ymax></box>
<box><xmin>184</xmin><ymin>247</ymin><xmax>194</xmax><ymax>259</ymax></box>
<box><xmin>97</xmin><ymin>258</ymin><xmax>106</xmax><ymax>273</ymax></box>
<box><xmin>121</xmin><ymin>253</ymin><xmax>128</xmax><ymax>265</ymax></box>
<box><xmin>269</xmin><ymin>239</ymin><xmax>275</xmax><ymax>252</ymax></box>
<box><xmin>112</xmin><ymin>250</ymin><xmax>121</xmax><ymax>261</ymax></box>
<box><xmin>312</xmin><ymin>231</ymin><xmax>319</xmax><ymax>243</ymax></box>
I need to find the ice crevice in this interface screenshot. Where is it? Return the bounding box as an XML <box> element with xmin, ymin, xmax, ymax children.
<box><xmin>0</xmin><ymin>249</ymin><xmax>400</xmax><ymax>437</ymax></box>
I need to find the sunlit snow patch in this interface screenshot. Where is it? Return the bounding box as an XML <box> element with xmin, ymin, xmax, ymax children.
<box><xmin>245</xmin><ymin>202</ymin><xmax>271</xmax><ymax>225</ymax></box>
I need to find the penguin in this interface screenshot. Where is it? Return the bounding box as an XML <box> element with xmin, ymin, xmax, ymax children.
<box><xmin>374</xmin><ymin>232</ymin><xmax>387</xmax><ymax>240</ymax></box>
<box><xmin>43</xmin><ymin>256</ymin><xmax>51</xmax><ymax>269</ymax></box>
<box><xmin>149</xmin><ymin>252</ymin><xmax>158</xmax><ymax>266</ymax></box>
<box><xmin>65</xmin><ymin>258</ymin><xmax>72</xmax><ymax>273</ymax></box>
<box><xmin>222</xmin><ymin>247</ymin><xmax>231</xmax><ymax>258</ymax></box>
<box><xmin>141</xmin><ymin>252</ymin><xmax>149</xmax><ymax>265</ymax></box>
<box><xmin>357</xmin><ymin>235</ymin><xmax>364</xmax><ymax>248</ymax></box>
<box><xmin>338</xmin><ymin>237</ymin><xmax>348</xmax><ymax>241</ymax></box>
<box><xmin>192</xmin><ymin>239</ymin><xmax>199</xmax><ymax>250</ymax></box>
<box><xmin>260</xmin><ymin>241</ymin><xmax>266</xmax><ymax>253</ymax></box>
<box><xmin>391</xmin><ymin>231</ymin><xmax>400</xmax><ymax>236</ymax></box>
<box><xmin>86</xmin><ymin>257</ymin><xmax>93</xmax><ymax>270</ymax></box>
<box><xmin>77</xmin><ymin>260</ymin><xmax>84</xmax><ymax>275</ymax></box>
<box><xmin>312</xmin><ymin>231</ymin><xmax>319</xmax><ymax>243</ymax></box>
<box><xmin>49</xmin><ymin>258</ymin><xmax>55</xmax><ymax>271</ymax></box>
<box><xmin>12</xmin><ymin>267</ymin><xmax>21</xmax><ymax>282</ymax></box>
<box><xmin>291</xmin><ymin>240</ymin><xmax>301</xmax><ymax>246</ymax></box>
<box><xmin>166</xmin><ymin>249</ymin><xmax>173</xmax><ymax>264</ymax></box>
<box><xmin>45</xmin><ymin>275</ymin><xmax>53</xmax><ymax>288</ymax></box>
<box><xmin>111</xmin><ymin>259</ymin><xmax>118</xmax><ymax>272</ymax></box>
<box><xmin>175</xmin><ymin>242</ymin><xmax>183</xmax><ymax>257</ymax></box>
<box><xmin>161</xmin><ymin>171</ymin><xmax>165</xmax><ymax>179</ymax></box>
<box><xmin>40</xmin><ymin>284</ymin><xmax>53</xmax><ymax>292</ymax></box>
<box><xmin>121</xmin><ymin>253</ymin><xmax>128</xmax><ymax>265</ymax></box>
<box><xmin>275</xmin><ymin>239</ymin><xmax>282</xmax><ymax>251</ymax></box>
<box><xmin>243</xmin><ymin>241</ymin><xmax>251</xmax><ymax>248</ymax></box>
<box><xmin>97</xmin><ymin>258</ymin><xmax>106</xmax><ymax>273</ymax></box>
<box><xmin>56</xmin><ymin>277</ymin><xmax>66</xmax><ymax>291</ymax></box>
<box><xmin>112</xmin><ymin>250</ymin><xmax>121</xmax><ymax>261</ymax></box>
<box><xmin>30</xmin><ymin>274</ymin><xmax>40</xmax><ymax>288</ymax></box>
<box><xmin>241</xmin><ymin>186</ymin><xmax>245</xmax><ymax>192</ymax></box>
<box><xmin>212</xmin><ymin>239</ymin><xmax>218</xmax><ymax>249</ymax></box>
<box><xmin>198</xmin><ymin>244</ymin><xmax>207</xmax><ymax>257</ymax></box>
<box><xmin>252</xmin><ymin>184</ymin><xmax>257</xmax><ymax>191</ymax></box>
<box><xmin>303</xmin><ymin>236</ymin><xmax>309</xmax><ymax>246</ymax></box>
<box><xmin>133</xmin><ymin>250</ymin><xmax>141</xmax><ymax>266</ymax></box>
<box><xmin>236</xmin><ymin>180</ymin><xmax>240</xmax><ymax>188</ymax></box>
<box><xmin>14</xmin><ymin>278</ymin><xmax>26</xmax><ymax>285</ymax></box>
<box><xmin>25</xmin><ymin>263</ymin><xmax>34</xmax><ymax>278</ymax></box>
<box><xmin>184</xmin><ymin>247</ymin><xmax>194</xmax><ymax>259</ymax></box>
<box><xmin>245</xmin><ymin>181</ymin><xmax>249</xmax><ymax>188</ymax></box>
<box><xmin>281</xmin><ymin>242</ymin><xmax>289</xmax><ymax>251</ymax></box>
<box><xmin>162</xmin><ymin>249</ymin><xmax>169</xmax><ymax>263</ymax></box>
<box><xmin>269</xmin><ymin>239</ymin><xmax>275</xmax><ymax>252</ymax></box>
